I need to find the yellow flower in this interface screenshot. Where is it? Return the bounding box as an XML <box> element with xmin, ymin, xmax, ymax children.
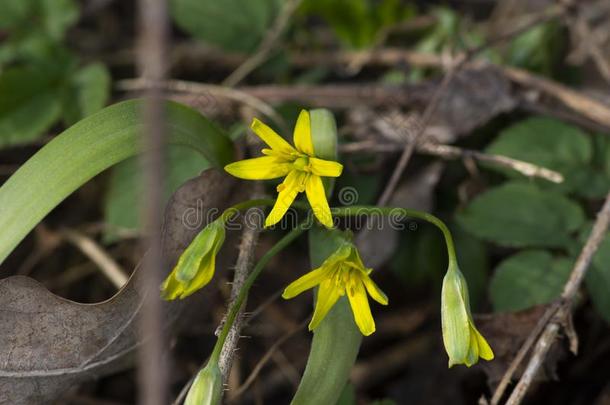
<box><xmin>282</xmin><ymin>243</ymin><xmax>388</xmax><ymax>336</ymax></box>
<box><xmin>441</xmin><ymin>263</ymin><xmax>494</xmax><ymax>367</ymax></box>
<box><xmin>161</xmin><ymin>219</ymin><xmax>225</xmax><ymax>300</ymax></box>
<box><xmin>224</xmin><ymin>110</ymin><xmax>343</xmax><ymax>228</ymax></box>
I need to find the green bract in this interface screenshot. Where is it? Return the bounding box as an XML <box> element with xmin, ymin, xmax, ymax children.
<box><xmin>185</xmin><ymin>360</ymin><xmax>223</xmax><ymax>405</ymax></box>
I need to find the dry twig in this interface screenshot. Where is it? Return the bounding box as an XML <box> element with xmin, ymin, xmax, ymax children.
<box><xmin>228</xmin><ymin>319</ymin><xmax>308</xmax><ymax>402</ymax></box>
<box><xmin>217</xmin><ymin>213</ymin><xmax>262</xmax><ymax>382</ymax></box>
<box><xmin>60</xmin><ymin>228</ymin><xmax>128</xmax><ymax>289</ymax></box>
<box><xmin>340</xmin><ymin>141</ymin><xmax>564</xmax><ymax>184</ymax></box>
<box><xmin>503</xmin><ymin>192</ymin><xmax>610</xmax><ymax>405</ymax></box>
<box><xmin>135</xmin><ymin>0</ymin><xmax>170</xmax><ymax>403</ymax></box>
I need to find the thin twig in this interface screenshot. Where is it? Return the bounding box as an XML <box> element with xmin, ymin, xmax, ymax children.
<box><xmin>136</xmin><ymin>0</ymin><xmax>169</xmax><ymax>403</ymax></box>
<box><xmin>228</xmin><ymin>319</ymin><xmax>308</xmax><ymax>402</ymax></box>
<box><xmin>117</xmin><ymin>78</ymin><xmax>288</xmax><ymax>134</ymax></box>
<box><xmin>217</xmin><ymin>207</ymin><xmax>262</xmax><ymax>383</ymax></box>
<box><xmin>376</xmin><ymin>55</ymin><xmax>465</xmax><ymax>207</ymax></box>
<box><xmin>505</xmin><ymin>192</ymin><xmax>610</xmax><ymax>405</ymax></box>
<box><xmin>340</xmin><ymin>141</ymin><xmax>564</xmax><ymax>184</ymax></box>
<box><xmin>222</xmin><ymin>0</ymin><xmax>304</xmax><ymax>87</ymax></box>
<box><xmin>60</xmin><ymin>228</ymin><xmax>128</xmax><ymax>289</ymax></box>
<box><xmin>171</xmin><ymin>374</ymin><xmax>197</xmax><ymax>405</ymax></box>
<box><xmin>489</xmin><ymin>300</ymin><xmax>562</xmax><ymax>405</ymax></box>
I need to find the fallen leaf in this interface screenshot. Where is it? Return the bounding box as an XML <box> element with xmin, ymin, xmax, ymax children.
<box><xmin>0</xmin><ymin>169</ymin><xmax>237</xmax><ymax>404</ymax></box>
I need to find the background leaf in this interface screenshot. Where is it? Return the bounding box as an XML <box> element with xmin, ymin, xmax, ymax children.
<box><xmin>61</xmin><ymin>63</ymin><xmax>111</xmax><ymax>125</ymax></box>
<box><xmin>456</xmin><ymin>182</ymin><xmax>585</xmax><ymax>248</ymax></box>
<box><xmin>104</xmin><ymin>146</ymin><xmax>211</xmax><ymax>242</ymax></box>
<box><xmin>170</xmin><ymin>0</ymin><xmax>280</xmax><ymax>52</ymax></box>
<box><xmin>0</xmin><ymin>67</ymin><xmax>63</xmax><ymax>147</ymax></box>
<box><xmin>485</xmin><ymin>117</ymin><xmax>593</xmax><ymax>193</ymax></box>
<box><xmin>0</xmin><ymin>99</ymin><xmax>233</xmax><ymax>264</ymax></box>
<box><xmin>490</xmin><ymin>250</ymin><xmax>571</xmax><ymax>312</ymax></box>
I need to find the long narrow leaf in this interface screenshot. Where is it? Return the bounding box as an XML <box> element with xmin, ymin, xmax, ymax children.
<box><xmin>0</xmin><ymin>99</ymin><xmax>233</xmax><ymax>264</ymax></box>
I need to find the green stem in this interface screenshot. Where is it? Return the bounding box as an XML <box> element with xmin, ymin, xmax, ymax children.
<box><xmin>331</xmin><ymin>206</ymin><xmax>458</xmax><ymax>265</ymax></box>
<box><xmin>217</xmin><ymin>200</ymin><xmax>458</xmax><ymax>265</ymax></box>
<box><xmin>209</xmin><ymin>222</ymin><xmax>308</xmax><ymax>362</ymax></box>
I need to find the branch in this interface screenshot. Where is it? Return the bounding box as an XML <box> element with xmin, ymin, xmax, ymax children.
<box><xmin>339</xmin><ymin>141</ymin><xmax>564</xmax><ymax>184</ymax></box>
<box><xmin>503</xmin><ymin>192</ymin><xmax>610</xmax><ymax>405</ymax></box>
<box><xmin>60</xmin><ymin>228</ymin><xmax>128</xmax><ymax>289</ymax></box>
<box><xmin>217</xmin><ymin>206</ymin><xmax>262</xmax><ymax>383</ymax></box>
<box><xmin>136</xmin><ymin>0</ymin><xmax>170</xmax><ymax>402</ymax></box>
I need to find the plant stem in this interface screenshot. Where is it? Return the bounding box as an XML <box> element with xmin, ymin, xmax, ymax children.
<box><xmin>218</xmin><ymin>200</ymin><xmax>458</xmax><ymax>264</ymax></box>
<box><xmin>332</xmin><ymin>206</ymin><xmax>458</xmax><ymax>265</ymax></box>
<box><xmin>209</xmin><ymin>222</ymin><xmax>308</xmax><ymax>362</ymax></box>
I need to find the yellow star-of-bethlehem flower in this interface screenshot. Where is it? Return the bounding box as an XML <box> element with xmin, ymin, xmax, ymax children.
<box><xmin>282</xmin><ymin>242</ymin><xmax>388</xmax><ymax>336</ymax></box>
<box><xmin>224</xmin><ymin>110</ymin><xmax>343</xmax><ymax>228</ymax></box>
<box><xmin>441</xmin><ymin>263</ymin><xmax>494</xmax><ymax>367</ymax></box>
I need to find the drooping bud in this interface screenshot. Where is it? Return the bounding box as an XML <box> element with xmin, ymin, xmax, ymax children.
<box><xmin>185</xmin><ymin>360</ymin><xmax>223</xmax><ymax>405</ymax></box>
<box><xmin>441</xmin><ymin>261</ymin><xmax>494</xmax><ymax>367</ymax></box>
<box><xmin>161</xmin><ymin>218</ymin><xmax>225</xmax><ymax>300</ymax></box>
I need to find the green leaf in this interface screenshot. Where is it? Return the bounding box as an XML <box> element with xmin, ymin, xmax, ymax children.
<box><xmin>485</xmin><ymin>117</ymin><xmax>593</xmax><ymax>193</ymax></box>
<box><xmin>0</xmin><ymin>67</ymin><xmax>63</xmax><ymax>147</ymax></box>
<box><xmin>507</xmin><ymin>21</ymin><xmax>563</xmax><ymax>76</ymax></box>
<box><xmin>39</xmin><ymin>0</ymin><xmax>79</xmax><ymax>40</ymax></box>
<box><xmin>490</xmin><ymin>250</ymin><xmax>571</xmax><ymax>312</ymax></box>
<box><xmin>62</xmin><ymin>63</ymin><xmax>111</xmax><ymax>125</ymax></box>
<box><xmin>576</xmin><ymin>224</ymin><xmax>610</xmax><ymax>323</ymax></box>
<box><xmin>453</xmin><ymin>224</ymin><xmax>488</xmax><ymax>310</ymax></box>
<box><xmin>170</xmin><ymin>0</ymin><xmax>280</xmax><ymax>52</ymax></box>
<box><xmin>301</xmin><ymin>0</ymin><xmax>415</xmax><ymax>49</ymax></box>
<box><xmin>0</xmin><ymin>99</ymin><xmax>233</xmax><ymax>264</ymax></box>
<box><xmin>336</xmin><ymin>383</ymin><xmax>356</xmax><ymax>405</ymax></box>
<box><xmin>456</xmin><ymin>182</ymin><xmax>585</xmax><ymax>248</ymax></box>
<box><xmin>291</xmin><ymin>227</ymin><xmax>362</xmax><ymax>405</ymax></box>
<box><xmin>104</xmin><ymin>146</ymin><xmax>211</xmax><ymax>242</ymax></box>
<box><xmin>0</xmin><ymin>0</ymin><xmax>77</xmax><ymax>37</ymax></box>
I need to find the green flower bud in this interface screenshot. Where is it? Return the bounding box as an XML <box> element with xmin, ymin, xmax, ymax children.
<box><xmin>161</xmin><ymin>218</ymin><xmax>225</xmax><ymax>300</ymax></box>
<box><xmin>441</xmin><ymin>261</ymin><xmax>494</xmax><ymax>367</ymax></box>
<box><xmin>185</xmin><ymin>361</ymin><xmax>223</xmax><ymax>405</ymax></box>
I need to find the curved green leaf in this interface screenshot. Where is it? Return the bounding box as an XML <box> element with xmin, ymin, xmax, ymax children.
<box><xmin>0</xmin><ymin>99</ymin><xmax>233</xmax><ymax>264</ymax></box>
<box><xmin>291</xmin><ymin>227</ymin><xmax>362</xmax><ymax>405</ymax></box>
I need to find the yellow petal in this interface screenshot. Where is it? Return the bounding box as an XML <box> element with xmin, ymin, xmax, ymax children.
<box><xmin>309</xmin><ymin>157</ymin><xmax>343</xmax><ymax>177</ymax></box>
<box><xmin>265</xmin><ymin>171</ymin><xmax>304</xmax><ymax>227</ymax></box>
<box><xmin>293</xmin><ymin>109</ymin><xmax>314</xmax><ymax>156</ymax></box>
<box><xmin>181</xmin><ymin>254</ymin><xmax>216</xmax><ymax>298</ymax></box>
<box><xmin>282</xmin><ymin>267</ymin><xmax>331</xmax><ymax>299</ymax></box>
<box><xmin>225</xmin><ymin>156</ymin><xmax>292</xmax><ymax>180</ymax></box>
<box><xmin>160</xmin><ymin>272</ymin><xmax>184</xmax><ymax>300</ymax></box>
<box><xmin>308</xmin><ymin>279</ymin><xmax>341</xmax><ymax>331</ymax></box>
<box><xmin>251</xmin><ymin>118</ymin><xmax>295</xmax><ymax>153</ymax></box>
<box><xmin>473</xmin><ymin>325</ymin><xmax>494</xmax><ymax>361</ymax></box>
<box><xmin>361</xmin><ymin>274</ymin><xmax>388</xmax><ymax>305</ymax></box>
<box><xmin>347</xmin><ymin>277</ymin><xmax>376</xmax><ymax>336</ymax></box>
<box><xmin>305</xmin><ymin>175</ymin><xmax>333</xmax><ymax>228</ymax></box>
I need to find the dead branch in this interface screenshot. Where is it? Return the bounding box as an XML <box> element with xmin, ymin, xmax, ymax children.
<box><xmin>340</xmin><ymin>141</ymin><xmax>564</xmax><ymax>184</ymax></box>
<box><xmin>503</xmin><ymin>192</ymin><xmax>610</xmax><ymax>405</ymax></box>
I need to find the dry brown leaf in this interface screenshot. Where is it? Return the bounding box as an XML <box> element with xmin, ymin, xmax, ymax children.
<box><xmin>0</xmin><ymin>169</ymin><xmax>237</xmax><ymax>404</ymax></box>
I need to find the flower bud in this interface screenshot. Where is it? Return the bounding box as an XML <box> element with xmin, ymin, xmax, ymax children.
<box><xmin>441</xmin><ymin>262</ymin><xmax>494</xmax><ymax>367</ymax></box>
<box><xmin>161</xmin><ymin>218</ymin><xmax>225</xmax><ymax>300</ymax></box>
<box><xmin>185</xmin><ymin>361</ymin><xmax>223</xmax><ymax>405</ymax></box>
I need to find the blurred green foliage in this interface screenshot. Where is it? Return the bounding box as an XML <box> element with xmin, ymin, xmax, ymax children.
<box><xmin>301</xmin><ymin>0</ymin><xmax>416</xmax><ymax>49</ymax></box>
<box><xmin>0</xmin><ymin>0</ymin><xmax>110</xmax><ymax>147</ymax></box>
<box><xmin>171</xmin><ymin>0</ymin><xmax>282</xmax><ymax>52</ymax></box>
